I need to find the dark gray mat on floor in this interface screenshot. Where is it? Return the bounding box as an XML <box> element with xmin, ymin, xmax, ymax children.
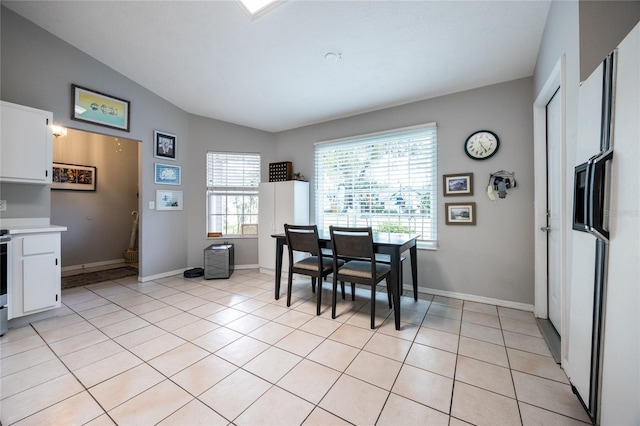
<box><xmin>62</xmin><ymin>266</ymin><xmax>138</xmax><ymax>289</ymax></box>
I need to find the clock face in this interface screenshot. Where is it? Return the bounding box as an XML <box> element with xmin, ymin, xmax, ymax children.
<box><xmin>464</xmin><ymin>131</ymin><xmax>500</xmax><ymax>160</ymax></box>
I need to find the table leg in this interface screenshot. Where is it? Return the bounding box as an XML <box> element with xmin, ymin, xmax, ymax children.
<box><xmin>410</xmin><ymin>243</ymin><xmax>418</xmax><ymax>301</ymax></box>
<box><xmin>275</xmin><ymin>238</ymin><xmax>284</xmax><ymax>300</ymax></box>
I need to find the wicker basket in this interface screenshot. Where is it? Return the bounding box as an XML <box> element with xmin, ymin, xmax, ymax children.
<box><xmin>123</xmin><ymin>249</ymin><xmax>139</xmax><ymax>264</ymax></box>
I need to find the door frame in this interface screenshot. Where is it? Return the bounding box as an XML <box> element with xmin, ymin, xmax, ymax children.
<box><xmin>533</xmin><ymin>56</ymin><xmax>568</xmax><ymax>362</ymax></box>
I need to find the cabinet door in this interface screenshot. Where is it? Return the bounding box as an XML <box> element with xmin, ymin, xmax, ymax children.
<box><xmin>23</xmin><ymin>254</ymin><xmax>59</xmax><ymax>313</ymax></box>
<box><xmin>0</xmin><ymin>101</ymin><xmax>53</xmax><ymax>184</ymax></box>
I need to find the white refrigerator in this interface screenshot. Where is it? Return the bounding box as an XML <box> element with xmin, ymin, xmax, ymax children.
<box><xmin>567</xmin><ymin>22</ymin><xmax>639</xmax><ymax>425</ymax></box>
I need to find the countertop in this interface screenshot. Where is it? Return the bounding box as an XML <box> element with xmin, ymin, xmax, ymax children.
<box><xmin>0</xmin><ymin>218</ymin><xmax>67</xmax><ymax>234</ymax></box>
<box><xmin>5</xmin><ymin>225</ymin><xmax>67</xmax><ymax>234</ymax></box>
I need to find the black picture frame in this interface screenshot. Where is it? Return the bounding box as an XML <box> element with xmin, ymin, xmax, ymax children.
<box><xmin>154</xmin><ymin>130</ymin><xmax>177</xmax><ymax>161</ymax></box>
<box><xmin>71</xmin><ymin>84</ymin><xmax>130</xmax><ymax>132</ymax></box>
<box><xmin>52</xmin><ymin>163</ymin><xmax>97</xmax><ymax>191</ymax></box>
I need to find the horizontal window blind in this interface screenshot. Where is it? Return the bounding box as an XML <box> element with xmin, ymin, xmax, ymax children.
<box><xmin>206</xmin><ymin>152</ymin><xmax>260</xmax><ymax>235</ymax></box>
<box><xmin>315</xmin><ymin>124</ymin><xmax>437</xmax><ymax>247</ymax></box>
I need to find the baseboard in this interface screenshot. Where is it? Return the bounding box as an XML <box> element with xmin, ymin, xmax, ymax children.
<box><xmin>62</xmin><ymin>259</ymin><xmax>126</xmax><ymax>272</ymax></box>
<box><xmin>404</xmin><ymin>284</ymin><xmax>535</xmax><ymax>312</ymax></box>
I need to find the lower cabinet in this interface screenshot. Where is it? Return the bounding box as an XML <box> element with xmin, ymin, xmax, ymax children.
<box><xmin>10</xmin><ymin>233</ymin><xmax>61</xmax><ymax>319</ymax></box>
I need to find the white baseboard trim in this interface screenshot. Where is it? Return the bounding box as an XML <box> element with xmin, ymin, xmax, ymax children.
<box><xmin>405</xmin><ymin>284</ymin><xmax>534</xmax><ymax>312</ymax></box>
<box><xmin>235</xmin><ymin>264</ymin><xmax>259</xmax><ymax>270</ymax></box>
<box><xmin>140</xmin><ymin>264</ymin><xmax>259</xmax><ymax>282</ymax></box>
<box><xmin>62</xmin><ymin>259</ymin><xmax>127</xmax><ymax>272</ymax></box>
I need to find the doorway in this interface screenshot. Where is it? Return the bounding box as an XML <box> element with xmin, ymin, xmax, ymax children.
<box><xmin>533</xmin><ymin>56</ymin><xmax>566</xmax><ymax>364</ymax></box>
<box><xmin>51</xmin><ymin>128</ymin><xmax>140</xmax><ymax>277</ymax></box>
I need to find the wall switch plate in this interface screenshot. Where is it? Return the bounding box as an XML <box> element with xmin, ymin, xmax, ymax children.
<box><xmin>0</xmin><ymin>200</ymin><xmax>6</xmax><ymax>211</ymax></box>
<box><xmin>149</xmin><ymin>201</ymin><xmax>155</xmax><ymax>210</ymax></box>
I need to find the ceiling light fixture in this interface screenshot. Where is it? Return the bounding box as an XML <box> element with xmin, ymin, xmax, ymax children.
<box><xmin>237</xmin><ymin>0</ymin><xmax>281</xmax><ymax>18</ymax></box>
<box><xmin>325</xmin><ymin>52</ymin><xmax>341</xmax><ymax>63</ymax></box>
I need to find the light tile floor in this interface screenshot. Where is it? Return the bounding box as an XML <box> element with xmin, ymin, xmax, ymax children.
<box><xmin>1</xmin><ymin>270</ymin><xmax>592</xmax><ymax>425</ymax></box>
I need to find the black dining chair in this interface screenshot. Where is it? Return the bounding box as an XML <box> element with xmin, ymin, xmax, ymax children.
<box><xmin>284</xmin><ymin>224</ymin><xmax>345</xmax><ymax>315</ymax></box>
<box><xmin>329</xmin><ymin>226</ymin><xmax>393</xmax><ymax>329</ymax></box>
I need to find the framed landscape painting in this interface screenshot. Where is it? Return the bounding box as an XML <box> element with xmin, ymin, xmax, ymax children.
<box><xmin>71</xmin><ymin>84</ymin><xmax>130</xmax><ymax>131</ymax></box>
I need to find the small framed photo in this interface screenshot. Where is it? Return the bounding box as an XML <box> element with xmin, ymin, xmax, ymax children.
<box><xmin>154</xmin><ymin>130</ymin><xmax>177</xmax><ymax>161</ymax></box>
<box><xmin>241</xmin><ymin>224</ymin><xmax>258</xmax><ymax>235</ymax></box>
<box><xmin>71</xmin><ymin>84</ymin><xmax>130</xmax><ymax>131</ymax></box>
<box><xmin>52</xmin><ymin>163</ymin><xmax>97</xmax><ymax>191</ymax></box>
<box><xmin>156</xmin><ymin>190</ymin><xmax>183</xmax><ymax>211</ymax></box>
<box><xmin>443</xmin><ymin>173</ymin><xmax>474</xmax><ymax>196</ymax></box>
<box><xmin>154</xmin><ymin>163</ymin><xmax>181</xmax><ymax>185</ymax></box>
<box><xmin>445</xmin><ymin>202</ymin><xmax>476</xmax><ymax>225</ymax></box>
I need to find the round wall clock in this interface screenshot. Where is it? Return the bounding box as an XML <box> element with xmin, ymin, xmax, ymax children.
<box><xmin>464</xmin><ymin>130</ymin><xmax>500</xmax><ymax>160</ymax></box>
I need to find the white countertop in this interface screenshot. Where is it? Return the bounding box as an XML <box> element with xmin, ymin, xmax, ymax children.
<box><xmin>0</xmin><ymin>218</ymin><xmax>67</xmax><ymax>234</ymax></box>
<box><xmin>6</xmin><ymin>225</ymin><xmax>67</xmax><ymax>234</ymax></box>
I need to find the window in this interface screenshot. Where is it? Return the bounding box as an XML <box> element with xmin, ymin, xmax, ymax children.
<box><xmin>315</xmin><ymin>124</ymin><xmax>437</xmax><ymax>248</ymax></box>
<box><xmin>206</xmin><ymin>152</ymin><xmax>260</xmax><ymax>236</ymax></box>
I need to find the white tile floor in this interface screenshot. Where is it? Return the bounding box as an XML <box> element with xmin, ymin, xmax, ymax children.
<box><xmin>1</xmin><ymin>269</ymin><xmax>592</xmax><ymax>425</ymax></box>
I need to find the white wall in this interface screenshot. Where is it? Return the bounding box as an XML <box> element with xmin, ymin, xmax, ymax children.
<box><xmin>275</xmin><ymin>78</ymin><xmax>536</xmax><ymax>305</ymax></box>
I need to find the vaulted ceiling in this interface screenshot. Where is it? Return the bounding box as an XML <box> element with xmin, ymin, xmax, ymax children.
<box><xmin>4</xmin><ymin>1</ymin><xmax>551</xmax><ymax>132</ymax></box>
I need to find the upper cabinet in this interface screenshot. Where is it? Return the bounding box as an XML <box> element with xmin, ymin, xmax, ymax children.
<box><xmin>0</xmin><ymin>101</ymin><xmax>53</xmax><ymax>184</ymax></box>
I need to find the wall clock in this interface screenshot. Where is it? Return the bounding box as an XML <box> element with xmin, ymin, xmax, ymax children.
<box><xmin>464</xmin><ymin>130</ymin><xmax>500</xmax><ymax>160</ymax></box>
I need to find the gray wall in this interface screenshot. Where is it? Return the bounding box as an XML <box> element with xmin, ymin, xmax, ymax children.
<box><xmin>51</xmin><ymin>129</ymin><xmax>139</xmax><ymax>267</ymax></box>
<box><xmin>579</xmin><ymin>0</ymin><xmax>640</xmax><ymax>81</ymax></box>
<box><xmin>276</xmin><ymin>78</ymin><xmax>535</xmax><ymax>304</ymax></box>
<box><xmin>185</xmin><ymin>114</ymin><xmax>275</xmax><ymax>269</ymax></box>
<box><xmin>0</xmin><ymin>7</ymin><xmax>190</xmax><ymax>278</ymax></box>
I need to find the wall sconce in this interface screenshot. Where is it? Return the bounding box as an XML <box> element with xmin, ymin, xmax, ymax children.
<box><xmin>52</xmin><ymin>125</ymin><xmax>67</xmax><ymax>139</ymax></box>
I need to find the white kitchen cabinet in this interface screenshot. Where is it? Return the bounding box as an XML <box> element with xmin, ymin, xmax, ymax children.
<box><xmin>258</xmin><ymin>181</ymin><xmax>309</xmax><ymax>274</ymax></box>
<box><xmin>0</xmin><ymin>101</ymin><xmax>53</xmax><ymax>184</ymax></box>
<box><xmin>9</xmin><ymin>232</ymin><xmax>62</xmax><ymax>319</ymax></box>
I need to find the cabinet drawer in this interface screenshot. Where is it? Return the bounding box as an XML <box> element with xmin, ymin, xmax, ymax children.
<box><xmin>22</xmin><ymin>235</ymin><xmax>59</xmax><ymax>255</ymax></box>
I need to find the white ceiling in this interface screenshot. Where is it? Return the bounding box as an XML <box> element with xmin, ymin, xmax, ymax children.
<box><xmin>4</xmin><ymin>0</ymin><xmax>551</xmax><ymax>133</ymax></box>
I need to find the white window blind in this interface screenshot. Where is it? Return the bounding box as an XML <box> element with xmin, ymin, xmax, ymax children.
<box><xmin>206</xmin><ymin>152</ymin><xmax>260</xmax><ymax>235</ymax></box>
<box><xmin>314</xmin><ymin>124</ymin><xmax>437</xmax><ymax>248</ymax></box>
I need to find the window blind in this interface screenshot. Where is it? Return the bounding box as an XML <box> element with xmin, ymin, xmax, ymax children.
<box><xmin>206</xmin><ymin>152</ymin><xmax>260</xmax><ymax>235</ymax></box>
<box><xmin>314</xmin><ymin>124</ymin><xmax>437</xmax><ymax>247</ymax></box>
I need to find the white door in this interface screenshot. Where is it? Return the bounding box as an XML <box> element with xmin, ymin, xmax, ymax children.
<box><xmin>546</xmin><ymin>89</ymin><xmax>562</xmax><ymax>334</ymax></box>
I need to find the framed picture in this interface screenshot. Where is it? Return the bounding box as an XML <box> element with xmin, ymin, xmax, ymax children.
<box><xmin>156</xmin><ymin>190</ymin><xmax>183</xmax><ymax>211</ymax></box>
<box><xmin>241</xmin><ymin>224</ymin><xmax>258</xmax><ymax>235</ymax></box>
<box><xmin>154</xmin><ymin>130</ymin><xmax>177</xmax><ymax>161</ymax></box>
<box><xmin>52</xmin><ymin>163</ymin><xmax>97</xmax><ymax>191</ymax></box>
<box><xmin>445</xmin><ymin>202</ymin><xmax>476</xmax><ymax>225</ymax></box>
<box><xmin>443</xmin><ymin>173</ymin><xmax>474</xmax><ymax>196</ymax></box>
<box><xmin>154</xmin><ymin>163</ymin><xmax>181</xmax><ymax>185</ymax></box>
<box><xmin>71</xmin><ymin>84</ymin><xmax>130</xmax><ymax>131</ymax></box>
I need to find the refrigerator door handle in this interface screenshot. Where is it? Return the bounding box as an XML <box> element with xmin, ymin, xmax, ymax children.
<box><xmin>588</xmin><ymin>149</ymin><xmax>614</xmax><ymax>241</ymax></box>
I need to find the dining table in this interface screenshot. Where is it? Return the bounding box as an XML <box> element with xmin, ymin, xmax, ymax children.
<box><xmin>271</xmin><ymin>230</ymin><xmax>419</xmax><ymax>330</ymax></box>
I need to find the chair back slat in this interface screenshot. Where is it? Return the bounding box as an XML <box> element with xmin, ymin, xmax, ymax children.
<box><xmin>284</xmin><ymin>224</ymin><xmax>321</xmax><ymax>257</ymax></box>
<box><xmin>329</xmin><ymin>226</ymin><xmax>375</xmax><ymax>260</ymax></box>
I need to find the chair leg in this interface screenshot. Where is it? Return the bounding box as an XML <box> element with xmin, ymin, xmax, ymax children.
<box><xmin>311</xmin><ymin>277</ymin><xmax>316</xmax><ymax>293</ymax></box>
<box><xmin>386</xmin><ymin>277</ymin><xmax>393</xmax><ymax>309</ymax></box>
<box><xmin>341</xmin><ymin>280</ymin><xmax>346</xmax><ymax>300</ymax></box>
<box><xmin>286</xmin><ymin>273</ymin><xmax>293</xmax><ymax>307</ymax></box>
<box><xmin>316</xmin><ymin>276</ymin><xmax>322</xmax><ymax>316</ymax></box>
<box><xmin>370</xmin><ymin>283</ymin><xmax>376</xmax><ymax>329</ymax></box>
<box><xmin>332</xmin><ymin>276</ymin><xmax>338</xmax><ymax>319</ymax></box>
<box><xmin>351</xmin><ymin>283</ymin><xmax>356</xmax><ymax>301</ymax></box>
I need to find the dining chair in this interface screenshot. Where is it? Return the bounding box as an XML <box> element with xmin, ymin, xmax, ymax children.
<box><xmin>284</xmin><ymin>224</ymin><xmax>345</xmax><ymax>315</ymax></box>
<box><xmin>329</xmin><ymin>226</ymin><xmax>393</xmax><ymax>329</ymax></box>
